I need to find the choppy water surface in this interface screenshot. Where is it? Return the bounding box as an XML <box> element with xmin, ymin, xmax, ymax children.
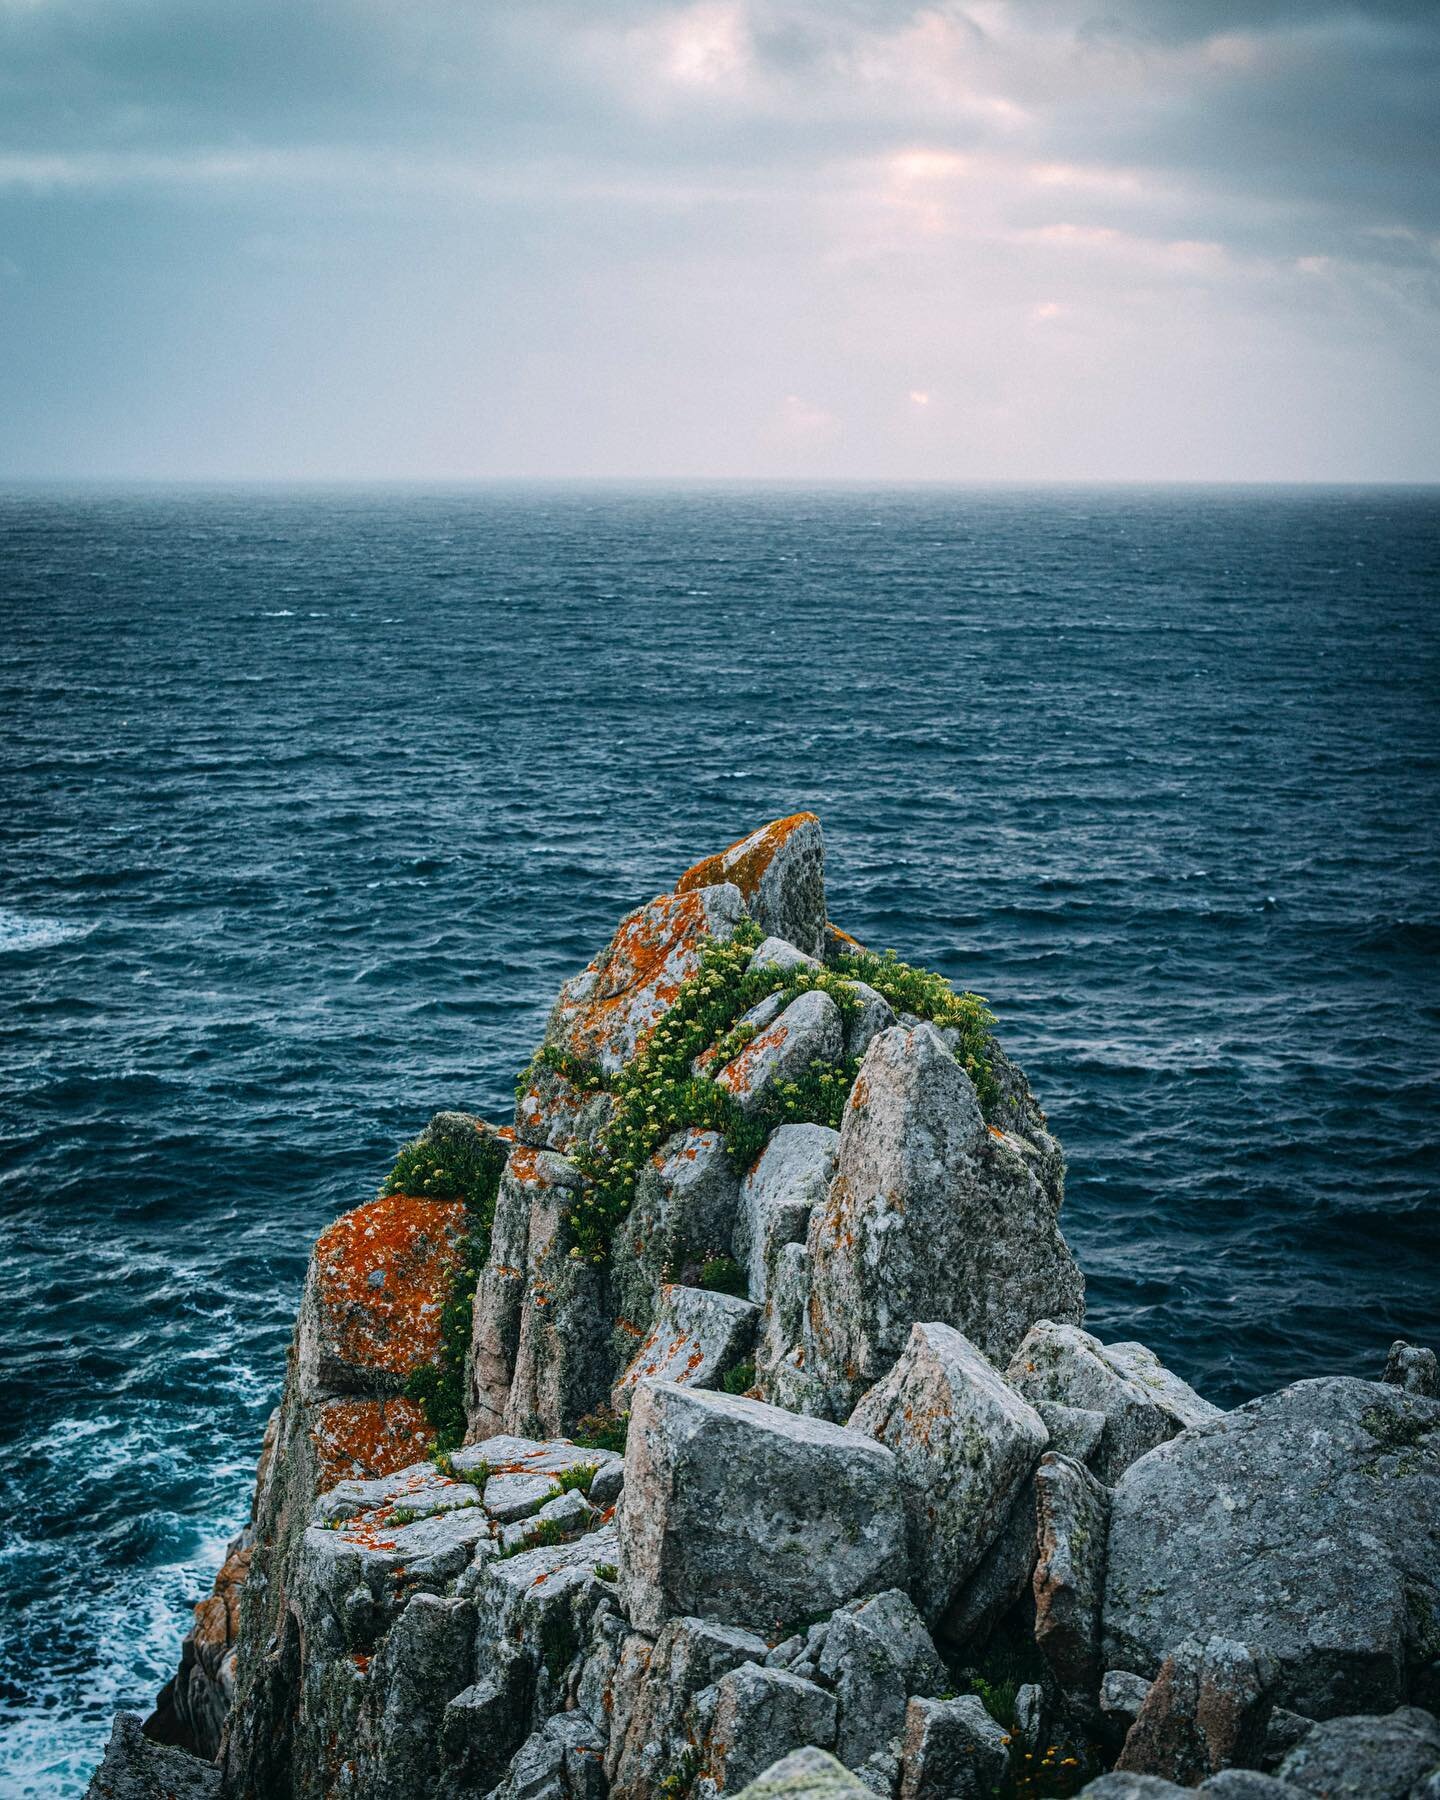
<box><xmin>1</xmin><ymin>485</ymin><xmax>1437</xmax><ymax>1795</ymax></box>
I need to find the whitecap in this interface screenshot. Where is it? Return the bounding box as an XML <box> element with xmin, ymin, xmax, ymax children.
<box><xmin>0</xmin><ymin>909</ymin><xmax>82</xmax><ymax>953</ymax></box>
<box><xmin>261</xmin><ymin>609</ymin><xmax>295</xmax><ymax>617</ymax></box>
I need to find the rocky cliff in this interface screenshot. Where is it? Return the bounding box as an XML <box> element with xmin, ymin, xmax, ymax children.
<box><xmin>93</xmin><ymin>816</ymin><xmax>1440</xmax><ymax>1800</ymax></box>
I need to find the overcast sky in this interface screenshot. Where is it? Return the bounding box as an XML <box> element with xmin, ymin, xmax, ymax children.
<box><xmin>1</xmin><ymin>0</ymin><xmax>1437</xmax><ymax>480</ymax></box>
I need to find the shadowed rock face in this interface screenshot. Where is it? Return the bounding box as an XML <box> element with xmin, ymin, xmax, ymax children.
<box><xmin>1104</xmin><ymin>1377</ymin><xmax>1440</xmax><ymax>1719</ymax></box>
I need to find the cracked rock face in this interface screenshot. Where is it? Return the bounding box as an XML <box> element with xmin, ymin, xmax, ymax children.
<box><xmin>807</xmin><ymin>1023</ymin><xmax>1084</xmax><ymax>1411</ymax></box>
<box><xmin>1103</xmin><ymin>1377</ymin><xmax>1440</xmax><ymax>1719</ymax></box>
<box><xmin>618</xmin><ymin>1380</ymin><xmax>909</xmax><ymax>1637</ymax></box>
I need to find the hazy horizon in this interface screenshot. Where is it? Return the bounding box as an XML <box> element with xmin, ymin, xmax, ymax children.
<box><xmin>2</xmin><ymin>0</ymin><xmax>1437</xmax><ymax>484</ymax></box>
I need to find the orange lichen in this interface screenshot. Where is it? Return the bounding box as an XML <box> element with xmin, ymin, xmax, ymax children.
<box><xmin>310</xmin><ymin>1396</ymin><xmax>435</xmax><ymax>1489</ymax></box>
<box><xmin>560</xmin><ymin>889</ymin><xmax>720</xmax><ymax>1065</ymax></box>
<box><xmin>312</xmin><ymin>1193</ymin><xmax>465</xmax><ymax>1379</ymax></box>
<box><xmin>675</xmin><ymin>812</ymin><xmax>817</xmax><ymax>904</ymax></box>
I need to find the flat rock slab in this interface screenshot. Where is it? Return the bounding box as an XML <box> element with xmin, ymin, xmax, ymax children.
<box><xmin>613</xmin><ymin>1283</ymin><xmax>759</xmax><ymax>1406</ymax></box>
<box><xmin>452</xmin><ymin>1434</ymin><xmax>621</xmax><ymax>1503</ymax></box>
<box><xmin>1104</xmin><ymin>1376</ymin><xmax>1440</xmax><ymax>1718</ymax></box>
<box><xmin>316</xmin><ymin>1461</ymin><xmax>483</xmax><ymax>1525</ymax></box>
<box><xmin>849</xmin><ymin>1321</ymin><xmax>1048</xmax><ymax>1622</ymax></box>
<box><xmin>619</xmin><ymin>1380</ymin><xmax>908</xmax><ymax>1637</ymax></box>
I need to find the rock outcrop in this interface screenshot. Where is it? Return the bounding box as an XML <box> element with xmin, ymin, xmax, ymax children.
<box><xmin>115</xmin><ymin>816</ymin><xmax>1438</xmax><ymax>1800</ymax></box>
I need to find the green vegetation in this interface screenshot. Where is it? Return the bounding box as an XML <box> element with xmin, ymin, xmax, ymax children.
<box><xmin>388</xmin><ymin>1122</ymin><xmax>508</xmax><ymax>1453</ymax></box>
<box><xmin>563</xmin><ymin>920</ymin><xmax>996</xmax><ymax>1262</ymax></box>
<box><xmin>721</xmin><ymin>1361</ymin><xmax>757</xmax><ymax>1395</ymax></box>
<box><xmin>553</xmin><ymin>1462</ymin><xmax>599</xmax><ymax>1495</ymax></box>
<box><xmin>497</xmin><ymin>1517</ymin><xmax>566</xmax><ymax>1560</ymax></box>
<box><xmin>656</xmin><ymin>1746</ymin><xmax>701</xmax><ymax>1800</ymax></box>
<box><xmin>573</xmin><ymin>1405</ymin><xmax>629</xmax><ymax>1454</ymax></box>
<box><xmin>699</xmin><ymin>1255</ymin><xmax>749</xmax><ymax>1297</ymax></box>
<box><xmin>593</xmin><ymin>1561</ymin><xmax>619</xmax><ymax>1584</ymax></box>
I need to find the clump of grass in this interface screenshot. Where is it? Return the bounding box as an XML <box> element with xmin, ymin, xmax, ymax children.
<box><xmin>721</xmin><ymin>1361</ymin><xmax>756</xmax><ymax>1395</ymax></box>
<box><xmin>573</xmin><ymin>1406</ymin><xmax>629</xmax><ymax>1454</ymax></box>
<box><xmin>698</xmin><ymin>1256</ymin><xmax>749</xmax><ymax>1298</ymax></box>
<box><xmin>497</xmin><ymin>1516</ymin><xmax>566</xmax><ymax>1560</ymax></box>
<box><xmin>656</xmin><ymin>1746</ymin><xmax>701</xmax><ymax>1800</ymax></box>
<box><xmin>553</xmin><ymin>1462</ymin><xmax>599</xmax><ymax>1495</ymax></box>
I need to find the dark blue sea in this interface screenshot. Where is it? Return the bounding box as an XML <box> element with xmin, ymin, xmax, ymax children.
<box><xmin>1</xmin><ymin>485</ymin><xmax>1437</xmax><ymax>1795</ymax></box>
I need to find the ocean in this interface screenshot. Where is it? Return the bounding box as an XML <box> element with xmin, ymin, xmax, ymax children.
<box><xmin>1</xmin><ymin>484</ymin><xmax>1437</xmax><ymax>1795</ymax></box>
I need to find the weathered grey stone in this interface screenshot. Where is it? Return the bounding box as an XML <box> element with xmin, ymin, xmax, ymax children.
<box><xmin>453</xmin><ymin>1433</ymin><xmax>620</xmax><ymax>1493</ymax></box>
<box><xmin>1038</xmin><ymin>1401</ymin><xmax>1109</xmax><ymax>1466</ymax></box>
<box><xmin>728</xmin><ymin>1746</ymin><xmax>876</xmax><ymax>1800</ymax></box>
<box><xmin>487</xmin><ymin>1470</ymin><xmax>563</xmax><ymax>1522</ymax></box>
<box><xmin>1104</xmin><ymin>1378</ymin><xmax>1440</xmax><ymax>1718</ymax></box>
<box><xmin>1075</xmin><ymin>1779</ymin><xmax>1187</xmax><ymax>1798</ymax></box>
<box><xmin>1115</xmin><ymin>1635</ymin><xmax>1277</xmax><ymax>1785</ymax></box>
<box><xmin>613</xmin><ymin>1283</ymin><xmax>759</xmax><ymax>1407</ymax></box>
<box><xmin>697</xmin><ymin>1663</ymin><xmax>838</xmax><ymax>1796</ymax></box>
<box><xmin>676</xmin><ymin>815</ymin><xmax>828</xmax><ymax>958</ymax></box>
<box><xmin>1385</xmin><ymin>1340</ymin><xmax>1440</xmax><ymax>1398</ymax></box>
<box><xmin>368</xmin><ymin>1593</ymin><xmax>476</xmax><ymax>1800</ymax></box>
<box><xmin>315</xmin><ymin>1460</ymin><xmax>482</xmax><ymax>1524</ymax></box>
<box><xmin>545</xmin><ymin>882</ymin><xmax>748</xmax><ymax>1076</ymax></box>
<box><xmin>1262</xmin><ymin>1709</ymin><xmax>1315</xmax><ymax>1766</ymax></box>
<box><xmin>1014</xmin><ymin>1683</ymin><xmax>1044</xmax><ymax>1752</ymax></box>
<box><xmin>750</xmin><ymin>935</ymin><xmax>822</xmax><ymax>975</ymax></box>
<box><xmin>1007</xmin><ymin>1321</ymin><xmax>1220</xmax><ymax>1484</ymax></box>
<box><xmin>1275</xmin><ymin>1705</ymin><xmax>1440</xmax><ymax>1797</ymax></box>
<box><xmin>610</xmin><ymin>1615</ymin><xmax>770</xmax><ymax>1800</ymax></box>
<box><xmin>611</xmin><ymin>1128</ymin><xmax>745</xmax><ymax>1349</ymax></box>
<box><xmin>808</xmin><ymin>1025</ymin><xmax>1084</xmax><ymax>1412</ymax></box>
<box><xmin>848</xmin><ymin>1321</ymin><xmax>1049</xmax><ymax>1622</ymax></box>
<box><xmin>735</xmin><ymin>1124</ymin><xmax>839</xmax><ymax>1305</ymax></box>
<box><xmin>843</xmin><ymin>981</ymin><xmax>896</xmax><ymax>1063</ymax></box>
<box><xmin>487</xmin><ymin>1713</ymin><xmax>609</xmax><ymax>1800</ymax></box>
<box><xmin>619</xmin><ymin>1380</ymin><xmax>908</xmax><ymax>1637</ymax></box>
<box><xmin>85</xmin><ymin>1713</ymin><xmax>221</xmax><ymax>1800</ymax></box>
<box><xmin>755</xmin><ymin>1241</ymin><xmax>829</xmax><ymax>1416</ymax></box>
<box><xmin>899</xmin><ymin>1694</ymin><xmax>1010</xmax><ymax>1800</ymax></box>
<box><xmin>716</xmin><ymin>991</ymin><xmax>844</xmax><ymax>1118</ymax></box>
<box><xmin>1199</xmin><ymin>1776</ymin><xmax>1310</xmax><ymax>1798</ymax></box>
<box><xmin>514</xmin><ymin>1059</ymin><xmax>615</xmax><ymax>1158</ymax></box>
<box><xmin>818</xmin><ymin>1588</ymin><xmax>945</xmax><ymax>1772</ymax></box>
<box><xmin>1034</xmin><ymin>1451</ymin><xmax>1110</xmax><ymax>1709</ymax></box>
<box><xmin>937</xmin><ymin>1478</ymin><xmax>1037</xmax><ymax>1654</ymax></box>
<box><xmin>1102</xmin><ymin>1670</ymin><xmax>1154</xmax><ymax>1722</ymax></box>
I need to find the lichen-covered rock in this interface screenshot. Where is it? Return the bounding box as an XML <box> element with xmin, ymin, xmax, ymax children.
<box><xmin>297</xmin><ymin>1191</ymin><xmax>466</xmax><ymax>1402</ymax></box>
<box><xmin>85</xmin><ymin>1713</ymin><xmax>221</xmax><ymax>1800</ymax></box>
<box><xmin>676</xmin><ymin>814</ymin><xmax>828</xmax><ymax>958</ymax></box>
<box><xmin>696</xmin><ymin>1663</ymin><xmax>839</xmax><ymax>1798</ymax></box>
<box><xmin>1034</xmin><ymin>1450</ymin><xmax>1110</xmax><ymax>1711</ymax></box>
<box><xmin>486</xmin><ymin>1713</ymin><xmax>609</xmax><ymax>1800</ymax></box>
<box><xmin>936</xmin><ymin>1477</ymin><xmax>1037</xmax><ymax>1656</ymax></box>
<box><xmin>1385</xmin><ymin>1340</ymin><xmax>1440</xmax><ymax>1399</ymax></box>
<box><xmin>547</xmin><ymin>882</ymin><xmax>748</xmax><ymax>1075</ymax></box>
<box><xmin>729</xmin><ymin>1747</ymin><xmax>877</xmax><ymax>1800</ymax></box>
<box><xmin>609</xmin><ymin>1616</ymin><xmax>770</xmax><ymax>1800</ymax></box>
<box><xmin>1104</xmin><ymin>1378</ymin><xmax>1440</xmax><ymax>1718</ymax></box>
<box><xmin>451</xmin><ymin>1433</ymin><xmax>621</xmax><ymax>1502</ymax></box>
<box><xmin>807</xmin><ymin>1024</ymin><xmax>1083</xmax><ymax>1412</ymax></box>
<box><xmin>613</xmin><ymin>1282</ymin><xmax>759</xmax><ymax>1406</ymax></box>
<box><xmin>618</xmin><ymin>1380</ymin><xmax>908</xmax><ymax>1637</ymax></box>
<box><xmin>1275</xmin><ymin>1704</ymin><xmax>1440</xmax><ymax>1796</ymax></box>
<box><xmin>515</xmin><ymin>1060</ymin><xmax>614</xmax><ymax>1157</ymax></box>
<box><xmin>610</xmin><ymin>1128</ymin><xmax>745</xmax><ymax>1350</ymax></box>
<box><xmin>1007</xmin><ymin>1321</ymin><xmax>1219</xmax><ymax>1484</ymax></box>
<box><xmin>755</xmin><ymin>1241</ymin><xmax>828</xmax><ymax>1415</ymax></box>
<box><xmin>1036</xmin><ymin>1400</ymin><xmax>1108</xmax><ymax>1466</ymax></box>
<box><xmin>817</xmin><ymin>1588</ymin><xmax>946</xmax><ymax>1779</ymax></box>
<box><xmin>898</xmin><ymin>1694</ymin><xmax>1010</xmax><ymax>1800</ymax></box>
<box><xmin>842</xmin><ymin>980</ymin><xmax>895</xmax><ymax>1063</ymax></box>
<box><xmin>734</xmin><ymin>1124</ymin><xmax>839</xmax><ymax>1305</ymax></box>
<box><xmin>1114</xmin><ymin>1636</ymin><xmax>1278</xmax><ymax>1785</ymax></box>
<box><xmin>715</xmin><ymin>990</ymin><xmax>844</xmax><ymax>1118</ymax></box>
<box><xmin>848</xmin><ymin>1321</ymin><xmax>1049</xmax><ymax>1623</ymax></box>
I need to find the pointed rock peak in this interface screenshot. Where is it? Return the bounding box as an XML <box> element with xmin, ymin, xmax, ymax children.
<box><xmin>676</xmin><ymin>813</ymin><xmax>827</xmax><ymax>957</ymax></box>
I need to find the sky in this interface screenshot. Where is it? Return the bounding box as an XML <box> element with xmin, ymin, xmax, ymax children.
<box><xmin>0</xmin><ymin>0</ymin><xmax>1437</xmax><ymax>482</ymax></box>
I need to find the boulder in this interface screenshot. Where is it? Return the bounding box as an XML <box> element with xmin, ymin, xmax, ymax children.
<box><xmin>1034</xmin><ymin>1451</ymin><xmax>1110</xmax><ymax>1709</ymax></box>
<box><xmin>734</xmin><ymin>1124</ymin><xmax>839</xmax><ymax>1305</ymax></box>
<box><xmin>1007</xmin><ymin>1321</ymin><xmax>1220</xmax><ymax>1484</ymax></box>
<box><xmin>486</xmin><ymin>1714</ymin><xmax>608</xmax><ymax>1800</ymax></box>
<box><xmin>1275</xmin><ymin>1704</ymin><xmax>1440</xmax><ymax>1797</ymax></box>
<box><xmin>848</xmin><ymin>1321</ymin><xmax>1049</xmax><ymax>1622</ymax></box>
<box><xmin>618</xmin><ymin>1380</ymin><xmax>908</xmax><ymax>1637</ymax></box>
<box><xmin>85</xmin><ymin>1713</ymin><xmax>221</xmax><ymax>1800</ymax></box>
<box><xmin>937</xmin><ymin>1479</ymin><xmax>1037</xmax><ymax>1655</ymax></box>
<box><xmin>728</xmin><ymin>1747</ymin><xmax>876</xmax><ymax>1800</ymax></box>
<box><xmin>1103</xmin><ymin>1378</ymin><xmax>1440</xmax><ymax>1718</ymax></box>
<box><xmin>715</xmin><ymin>990</ymin><xmax>844</xmax><ymax>1117</ymax></box>
<box><xmin>609</xmin><ymin>1616</ymin><xmax>770</xmax><ymax>1800</ymax></box>
<box><xmin>817</xmin><ymin>1588</ymin><xmax>946</xmax><ymax>1777</ymax></box>
<box><xmin>613</xmin><ymin>1283</ymin><xmax>759</xmax><ymax>1408</ymax></box>
<box><xmin>696</xmin><ymin>1663</ymin><xmax>838</xmax><ymax>1797</ymax></box>
<box><xmin>842</xmin><ymin>980</ymin><xmax>895</xmax><ymax>1063</ymax></box>
<box><xmin>749</xmin><ymin>935</ymin><xmax>821</xmax><ymax>975</ymax></box>
<box><xmin>545</xmin><ymin>882</ymin><xmax>748</xmax><ymax>1075</ymax></box>
<box><xmin>1114</xmin><ymin>1636</ymin><xmax>1277</xmax><ymax>1785</ymax></box>
<box><xmin>676</xmin><ymin>814</ymin><xmax>828</xmax><ymax>959</ymax></box>
<box><xmin>1385</xmin><ymin>1340</ymin><xmax>1439</xmax><ymax>1399</ymax></box>
<box><xmin>898</xmin><ymin>1695</ymin><xmax>1010</xmax><ymax>1800</ymax></box>
<box><xmin>515</xmin><ymin>1060</ymin><xmax>614</xmax><ymax>1156</ymax></box>
<box><xmin>610</xmin><ymin>1129</ymin><xmax>745</xmax><ymax>1347</ymax></box>
<box><xmin>1036</xmin><ymin>1400</ymin><xmax>1108</xmax><ymax>1466</ymax></box>
<box><xmin>807</xmin><ymin>1024</ymin><xmax>1083</xmax><ymax>1412</ymax></box>
<box><xmin>296</xmin><ymin>1191</ymin><xmax>466</xmax><ymax>1402</ymax></box>
<box><xmin>754</xmin><ymin>1242</ymin><xmax>828</xmax><ymax>1415</ymax></box>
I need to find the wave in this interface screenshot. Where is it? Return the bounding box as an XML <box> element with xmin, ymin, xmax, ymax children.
<box><xmin>0</xmin><ymin>909</ymin><xmax>84</xmax><ymax>954</ymax></box>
